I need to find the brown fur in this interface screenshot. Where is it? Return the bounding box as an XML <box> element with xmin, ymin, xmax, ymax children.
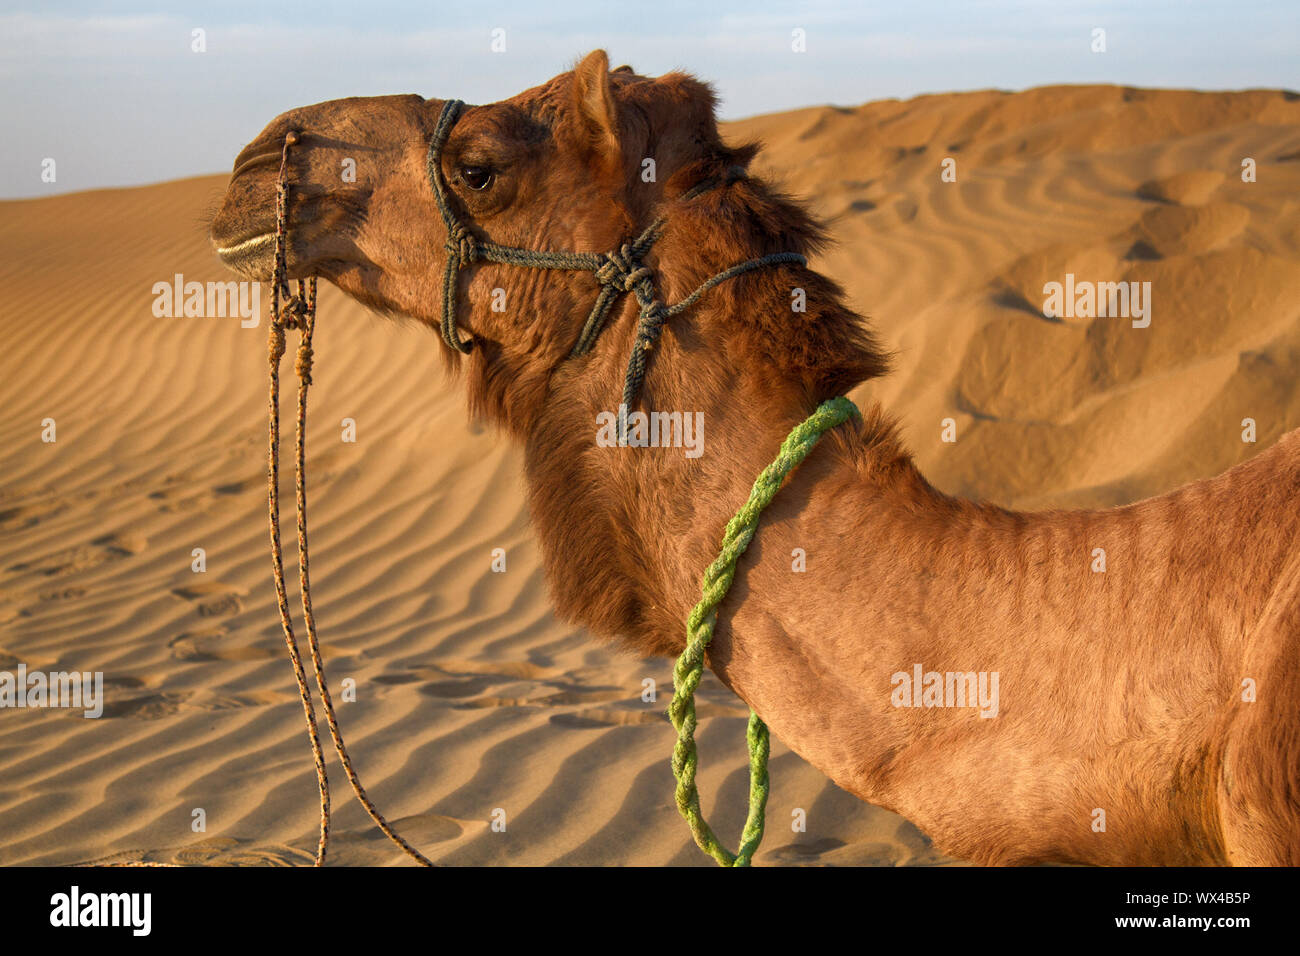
<box><xmin>211</xmin><ymin>51</ymin><xmax>1300</xmax><ymax>866</ymax></box>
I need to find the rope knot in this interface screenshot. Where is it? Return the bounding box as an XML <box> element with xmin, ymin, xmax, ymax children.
<box><xmin>268</xmin><ymin>321</ymin><xmax>287</xmax><ymax>366</ymax></box>
<box><xmin>594</xmin><ymin>246</ymin><xmax>629</xmax><ymax>285</ymax></box>
<box><xmin>447</xmin><ymin>223</ymin><xmax>479</xmax><ymax>265</ymax></box>
<box><xmin>595</xmin><ymin>244</ymin><xmax>654</xmax><ymax>293</ymax></box>
<box><xmin>281</xmin><ymin>295</ymin><xmax>309</xmax><ymax>330</ymax></box>
<box><xmin>622</xmin><ymin>266</ymin><xmax>653</xmax><ymax>292</ymax></box>
<box><xmin>295</xmin><ymin>342</ymin><xmax>314</xmax><ymax>384</ymax></box>
<box><xmin>635</xmin><ymin>302</ymin><xmax>669</xmax><ymax>351</ymax></box>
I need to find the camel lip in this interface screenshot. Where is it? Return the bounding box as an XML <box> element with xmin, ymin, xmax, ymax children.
<box><xmin>215</xmin><ymin>231</ymin><xmax>276</xmax><ymax>261</ymax></box>
<box><xmin>212</xmin><ymin>229</ymin><xmax>280</xmax><ymax>280</ymax></box>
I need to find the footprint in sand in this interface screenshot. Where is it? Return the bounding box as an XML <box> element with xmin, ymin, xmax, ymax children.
<box><xmin>9</xmin><ymin>531</ymin><xmax>147</xmax><ymax>577</ymax></box>
<box><xmin>148</xmin><ymin>476</ymin><xmax>257</xmax><ymax>514</ymax></box>
<box><xmin>88</xmin><ymin>817</ymin><xmax>473</xmax><ymax>867</ymax></box>
<box><xmin>373</xmin><ymin>661</ymin><xmax>669</xmax><ymax>728</ymax></box>
<box><xmin>35</xmin><ymin>586</ymin><xmax>87</xmax><ymax>603</ymax></box>
<box><xmin>170</xmin><ymin>581</ymin><xmax>244</xmax><ymax>618</ymax></box>
<box><xmin>371</xmin><ymin>672</ymin><xmax>423</xmax><ymax>686</ymax></box>
<box><xmin>212</xmin><ymin>845</ymin><xmax>319</xmax><ymax>867</ymax></box>
<box><xmin>168</xmin><ymin>629</ymin><xmax>279</xmax><ymax>662</ymax></box>
<box><xmin>148</xmin><ymin>488</ymin><xmax>213</xmax><ymax>513</ymax></box>
<box><xmin>90</xmin><ymin>664</ymin><xmax>288</xmax><ymax>717</ymax></box>
<box><xmin>188</xmin><ymin>689</ymin><xmax>295</xmax><ymax>710</ymax></box>
<box><xmin>549</xmin><ymin>708</ymin><xmax>667</xmax><ymax>728</ymax></box>
<box><xmin>375</xmin><ymin>659</ymin><xmax>562</xmax><ymax>697</ymax></box>
<box><xmin>352</xmin><ymin>812</ymin><xmax>467</xmax><ymax>846</ymax></box>
<box><xmin>417</xmin><ymin>674</ymin><xmax>519</xmax><ymax>699</ymax></box>
<box><xmin>102</xmin><ymin>675</ymin><xmax>150</xmax><ymax>691</ymax></box>
<box><xmin>211</xmin><ymin>478</ymin><xmax>261</xmax><ymax>498</ymax></box>
<box><xmin>97</xmin><ymin>691</ymin><xmax>192</xmax><ymax>720</ymax></box>
<box><xmin>90</xmin><ymin>838</ymin><xmax>316</xmax><ymax>868</ymax></box>
<box><xmin>0</xmin><ymin>497</ymin><xmax>69</xmax><ymax>532</ymax></box>
<box><xmin>384</xmin><ymin>660</ymin><xmax>634</xmax><ymax>714</ymax></box>
<box><xmin>169</xmin><ymin>629</ymin><xmax>349</xmax><ymax>668</ymax></box>
<box><xmin>766</xmin><ymin>837</ymin><xmax>848</xmax><ymax>863</ymax></box>
<box><xmin>417</xmin><ymin>680</ymin><xmax>714</xmax><ymax>727</ymax></box>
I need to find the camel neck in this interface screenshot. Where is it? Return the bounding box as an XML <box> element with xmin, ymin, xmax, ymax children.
<box><xmin>519</xmin><ymin>170</ymin><xmax>905</xmax><ymax>653</ymax></box>
<box><xmin>522</xmin><ymin>346</ymin><xmax>923</xmax><ymax>653</ymax></box>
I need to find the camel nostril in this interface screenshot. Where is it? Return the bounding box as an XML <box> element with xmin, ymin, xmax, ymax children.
<box><xmin>231</xmin><ymin>149</ymin><xmax>282</xmax><ymax>181</ymax></box>
<box><xmin>230</xmin><ymin>129</ymin><xmax>304</xmax><ymax>180</ymax></box>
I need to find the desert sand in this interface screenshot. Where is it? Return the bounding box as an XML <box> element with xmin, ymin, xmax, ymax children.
<box><xmin>1</xmin><ymin>85</ymin><xmax>1298</xmax><ymax>865</ymax></box>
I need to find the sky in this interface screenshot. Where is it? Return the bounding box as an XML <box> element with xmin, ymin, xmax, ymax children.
<box><xmin>2</xmin><ymin>0</ymin><xmax>1297</xmax><ymax>198</ymax></box>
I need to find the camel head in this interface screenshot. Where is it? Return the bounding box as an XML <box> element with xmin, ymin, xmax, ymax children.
<box><xmin>212</xmin><ymin>50</ymin><xmax>886</xmax><ymax>429</ymax></box>
<box><xmin>216</xmin><ymin>54</ymin><xmax>763</xmax><ymax>378</ymax></box>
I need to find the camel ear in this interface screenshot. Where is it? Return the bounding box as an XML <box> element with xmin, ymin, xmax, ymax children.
<box><xmin>573</xmin><ymin>50</ymin><xmax>620</xmax><ymax>163</ymax></box>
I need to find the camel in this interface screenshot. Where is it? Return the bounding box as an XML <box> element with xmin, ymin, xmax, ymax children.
<box><xmin>210</xmin><ymin>50</ymin><xmax>1300</xmax><ymax>866</ymax></box>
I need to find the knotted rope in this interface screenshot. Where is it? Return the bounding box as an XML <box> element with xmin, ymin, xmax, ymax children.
<box><xmin>668</xmin><ymin>396</ymin><xmax>859</xmax><ymax>866</ymax></box>
<box><xmin>267</xmin><ymin>130</ymin><xmax>434</xmax><ymax>867</ymax></box>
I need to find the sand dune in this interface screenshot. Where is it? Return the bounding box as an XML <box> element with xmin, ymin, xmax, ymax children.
<box><xmin>1</xmin><ymin>85</ymin><xmax>1298</xmax><ymax>865</ymax></box>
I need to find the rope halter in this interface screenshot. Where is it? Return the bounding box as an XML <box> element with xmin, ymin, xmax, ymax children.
<box><xmin>425</xmin><ymin>98</ymin><xmax>807</xmax><ymax>422</ymax></box>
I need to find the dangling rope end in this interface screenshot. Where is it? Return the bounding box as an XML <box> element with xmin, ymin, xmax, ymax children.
<box><xmin>266</xmin><ymin>127</ymin><xmax>434</xmax><ymax>868</ymax></box>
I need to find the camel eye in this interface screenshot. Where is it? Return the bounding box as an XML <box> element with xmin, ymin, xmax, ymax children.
<box><xmin>459</xmin><ymin>165</ymin><xmax>493</xmax><ymax>191</ymax></box>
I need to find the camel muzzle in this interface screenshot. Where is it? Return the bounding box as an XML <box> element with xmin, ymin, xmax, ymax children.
<box><xmin>212</xmin><ymin>130</ymin><xmax>314</xmax><ymax>279</ymax></box>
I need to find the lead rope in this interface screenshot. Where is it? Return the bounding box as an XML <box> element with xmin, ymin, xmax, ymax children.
<box><xmin>267</xmin><ymin>131</ymin><xmax>434</xmax><ymax>866</ymax></box>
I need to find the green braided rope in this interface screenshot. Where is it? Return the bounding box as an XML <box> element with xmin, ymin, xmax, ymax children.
<box><xmin>668</xmin><ymin>396</ymin><xmax>859</xmax><ymax>866</ymax></box>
